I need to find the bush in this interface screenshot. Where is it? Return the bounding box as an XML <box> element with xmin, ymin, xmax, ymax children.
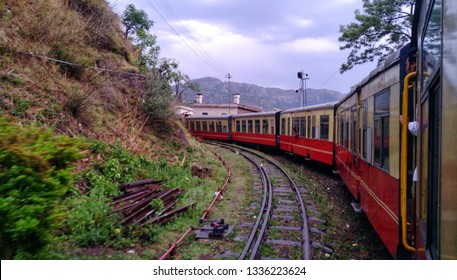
<box><xmin>0</xmin><ymin>117</ymin><xmax>83</xmax><ymax>259</ymax></box>
<box><xmin>142</xmin><ymin>73</ymin><xmax>175</xmax><ymax>121</ymax></box>
<box><xmin>66</xmin><ymin>186</ymin><xmax>120</xmax><ymax>247</ymax></box>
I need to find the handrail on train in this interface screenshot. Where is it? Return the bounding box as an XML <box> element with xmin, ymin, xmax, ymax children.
<box><xmin>400</xmin><ymin>71</ymin><xmax>417</xmax><ymax>252</ymax></box>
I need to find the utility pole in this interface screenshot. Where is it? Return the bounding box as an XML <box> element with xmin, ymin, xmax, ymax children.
<box><xmin>297</xmin><ymin>71</ymin><xmax>309</xmax><ymax>107</ymax></box>
<box><xmin>225</xmin><ymin>73</ymin><xmax>232</xmax><ymax>114</ymax></box>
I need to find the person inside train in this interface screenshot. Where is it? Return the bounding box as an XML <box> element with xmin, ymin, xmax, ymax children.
<box><xmin>400</xmin><ymin>47</ymin><xmax>419</xmax><ymax>182</ymax></box>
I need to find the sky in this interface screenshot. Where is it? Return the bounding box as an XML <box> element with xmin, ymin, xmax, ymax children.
<box><xmin>107</xmin><ymin>0</ymin><xmax>379</xmax><ymax>94</ymax></box>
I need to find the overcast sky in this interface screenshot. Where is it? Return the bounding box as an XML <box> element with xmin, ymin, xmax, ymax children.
<box><xmin>108</xmin><ymin>0</ymin><xmax>378</xmax><ymax>94</ymax></box>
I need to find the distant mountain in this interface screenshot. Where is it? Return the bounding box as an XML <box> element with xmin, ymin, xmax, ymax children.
<box><xmin>184</xmin><ymin>77</ymin><xmax>345</xmax><ymax>111</ymax></box>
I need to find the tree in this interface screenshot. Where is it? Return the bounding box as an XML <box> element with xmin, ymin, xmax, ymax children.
<box><xmin>121</xmin><ymin>4</ymin><xmax>154</xmax><ymax>39</ymax></box>
<box><xmin>170</xmin><ymin>71</ymin><xmax>199</xmax><ymax>104</ymax></box>
<box><xmin>338</xmin><ymin>0</ymin><xmax>415</xmax><ymax>73</ymax></box>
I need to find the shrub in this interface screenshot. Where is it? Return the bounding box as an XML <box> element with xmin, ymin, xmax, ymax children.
<box><xmin>0</xmin><ymin>117</ymin><xmax>83</xmax><ymax>259</ymax></box>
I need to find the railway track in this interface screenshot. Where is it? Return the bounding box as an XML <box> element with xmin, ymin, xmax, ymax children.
<box><xmin>209</xmin><ymin>141</ymin><xmax>325</xmax><ymax>260</ymax></box>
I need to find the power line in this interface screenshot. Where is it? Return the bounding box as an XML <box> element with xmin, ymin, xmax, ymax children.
<box><xmin>145</xmin><ymin>0</ymin><xmax>228</xmax><ymax>77</ymax></box>
<box><xmin>17</xmin><ymin>50</ymin><xmax>146</xmax><ymax>77</ymax></box>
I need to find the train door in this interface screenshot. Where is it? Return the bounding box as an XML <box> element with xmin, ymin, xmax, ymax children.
<box><xmin>415</xmin><ymin>0</ymin><xmax>444</xmax><ymax>259</ymax></box>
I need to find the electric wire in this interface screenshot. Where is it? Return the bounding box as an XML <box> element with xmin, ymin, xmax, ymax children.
<box><xmin>145</xmin><ymin>0</ymin><xmax>228</xmax><ymax>77</ymax></box>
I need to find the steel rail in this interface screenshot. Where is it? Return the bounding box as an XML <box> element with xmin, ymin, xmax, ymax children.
<box><xmin>209</xmin><ymin>141</ymin><xmax>312</xmax><ymax>260</ymax></box>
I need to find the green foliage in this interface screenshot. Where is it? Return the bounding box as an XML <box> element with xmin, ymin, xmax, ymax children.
<box><xmin>142</xmin><ymin>72</ymin><xmax>175</xmax><ymax>121</ymax></box>
<box><xmin>338</xmin><ymin>0</ymin><xmax>415</xmax><ymax>73</ymax></box>
<box><xmin>64</xmin><ymin>140</ymin><xmax>200</xmax><ymax>250</ymax></box>
<box><xmin>66</xmin><ymin>186</ymin><xmax>120</xmax><ymax>247</ymax></box>
<box><xmin>11</xmin><ymin>99</ymin><xmax>34</xmax><ymax>117</ymax></box>
<box><xmin>0</xmin><ymin>117</ymin><xmax>83</xmax><ymax>259</ymax></box>
<box><xmin>121</xmin><ymin>4</ymin><xmax>154</xmax><ymax>39</ymax></box>
<box><xmin>149</xmin><ymin>198</ymin><xmax>164</xmax><ymax>213</ymax></box>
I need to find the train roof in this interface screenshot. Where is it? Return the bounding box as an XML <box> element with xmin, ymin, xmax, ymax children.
<box><xmin>280</xmin><ymin>101</ymin><xmax>337</xmax><ymax>114</ymax></box>
<box><xmin>231</xmin><ymin>111</ymin><xmax>278</xmax><ymax>118</ymax></box>
<box><xmin>185</xmin><ymin>115</ymin><xmax>230</xmax><ymax>120</ymax></box>
<box><xmin>336</xmin><ymin>44</ymin><xmax>409</xmax><ymax>106</ymax></box>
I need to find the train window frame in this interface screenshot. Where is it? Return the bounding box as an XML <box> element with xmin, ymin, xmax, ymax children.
<box><xmin>287</xmin><ymin>117</ymin><xmax>291</xmax><ymax>136</ymax></box>
<box><xmin>262</xmin><ymin>119</ymin><xmax>268</xmax><ymax>134</ymax></box>
<box><xmin>300</xmin><ymin>116</ymin><xmax>306</xmax><ymax>137</ymax></box>
<box><xmin>236</xmin><ymin>120</ymin><xmax>240</xmax><ymax>132</ymax></box>
<box><xmin>351</xmin><ymin>106</ymin><xmax>357</xmax><ymax>152</ymax></box>
<box><xmin>421</xmin><ymin>0</ymin><xmax>441</xmax><ymax>89</ymax></box>
<box><xmin>362</xmin><ymin>99</ymin><xmax>368</xmax><ymax>160</ymax></box>
<box><xmin>307</xmin><ymin>116</ymin><xmax>311</xmax><ymax>139</ymax></box>
<box><xmin>270</xmin><ymin>119</ymin><xmax>275</xmax><ymax>135</ymax></box>
<box><xmin>254</xmin><ymin>119</ymin><xmax>260</xmax><ymax>133</ymax></box>
<box><xmin>202</xmin><ymin>121</ymin><xmax>208</xmax><ymax>131</ymax></box>
<box><xmin>373</xmin><ymin>89</ymin><xmax>390</xmax><ymax>171</ymax></box>
<box><xmin>320</xmin><ymin>115</ymin><xmax>329</xmax><ymax>141</ymax></box>
<box><xmin>293</xmin><ymin>117</ymin><xmax>300</xmax><ymax>137</ymax></box>
<box><xmin>311</xmin><ymin>115</ymin><xmax>317</xmax><ymax>139</ymax></box>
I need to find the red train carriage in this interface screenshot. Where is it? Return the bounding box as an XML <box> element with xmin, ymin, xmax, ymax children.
<box><xmin>231</xmin><ymin>111</ymin><xmax>280</xmax><ymax>147</ymax></box>
<box><xmin>185</xmin><ymin>115</ymin><xmax>231</xmax><ymax>141</ymax></box>
<box><xmin>334</xmin><ymin>45</ymin><xmax>412</xmax><ymax>258</ymax></box>
<box><xmin>279</xmin><ymin>102</ymin><xmax>336</xmax><ymax>165</ymax></box>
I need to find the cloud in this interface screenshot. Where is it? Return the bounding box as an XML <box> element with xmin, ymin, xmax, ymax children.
<box><xmin>281</xmin><ymin>37</ymin><xmax>339</xmax><ymax>53</ymax></box>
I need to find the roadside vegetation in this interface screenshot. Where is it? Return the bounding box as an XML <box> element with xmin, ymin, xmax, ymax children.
<box><xmin>0</xmin><ymin>0</ymin><xmax>208</xmax><ymax>259</ymax></box>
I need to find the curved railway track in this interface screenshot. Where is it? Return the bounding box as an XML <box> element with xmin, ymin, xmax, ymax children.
<box><xmin>210</xmin><ymin>141</ymin><xmax>315</xmax><ymax>260</ymax></box>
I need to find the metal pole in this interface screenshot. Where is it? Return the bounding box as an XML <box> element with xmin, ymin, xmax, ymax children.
<box><xmin>226</xmin><ymin>73</ymin><xmax>232</xmax><ymax>114</ymax></box>
<box><xmin>304</xmin><ymin>78</ymin><xmax>307</xmax><ymax>107</ymax></box>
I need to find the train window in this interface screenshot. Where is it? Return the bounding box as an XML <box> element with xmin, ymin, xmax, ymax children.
<box><xmin>281</xmin><ymin>118</ymin><xmax>286</xmax><ymax>135</ymax></box>
<box><xmin>262</xmin><ymin>119</ymin><xmax>268</xmax><ymax>134</ymax></box>
<box><xmin>362</xmin><ymin>99</ymin><xmax>368</xmax><ymax>160</ymax></box>
<box><xmin>202</xmin><ymin>121</ymin><xmax>208</xmax><ymax>131</ymax></box>
<box><xmin>248</xmin><ymin>120</ymin><xmax>253</xmax><ymax>133</ymax></box>
<box><xmin>339</xmin><ymin>115</ymin><xmax>343</xmax><ymax>145</ymax></box>
<box><xmin>422</xmin><ymin>0</ymin><xmax>441</xmax><ymax>86</ymax></box>
<box><xmin>196</xmin><ymin>121</ymin><xmax>201</xmax><ymax>131</ymax></box>
<box><xmin>300</xmin><ymin>116</ymin><xmax>306</xmax><ymax>137</ymax></box>
<box><xmin>307</xmin><ymin>116</ymin><xmax>311</xmax><ymax>139</ymax></box>
<box><xmin>216</xmin><ymin>121</ymin><xmax>222</xmax><ymax>132</ymax></box>
<box><xmin>255</xmin><ymin>120</ymin><xmax>260</xmax><ymax>133</ymax></box>
<box><xmin>287</xmin><ymin>117</ymin><xmax>291</xmax><ymax>136</ymax></box>
<box><xmin>312</xmin><ymin>116</ymin><xmax>317</xmax><ymax>139</ymax></box>
<box><xmin>189</xmin><ymin>121</ymin><xmax>195</xmax><ymax>132</ymax></box>
<box><xmin>320</xmin><ymin>115</ymin><xmax>329</xmax><ymax>140</ymax></box>
<box><xmin>351</xmin><ymin>106</ymin><xmax>357</xmax><ymax>152</ymax></box>
<box><xmin>270</xmin><ymin>119</ymin><xmax>275</xmax><ymax>135</ymax></box>
<box><xmin>374</xmin><ymin>90</ymin><xmax>390</xmax><ymax>170</ymax></box>
<box><xmin>242</xmin><ymin>120</ymin><xmax>247</xmax><ymax>133</ymax></box>
<box><xmin>223</xmin><ymin>125</ymin><xmax>227</xmax><ymax>132</ymax></box>
<box><xmin>236</xmin><ymin>120</ymin><xmax>240</xmax><ymax>132</ymax></box>
<box><xmin>345</xmin><ymin>114</ymin><xmax>349</xmax><ymax>148</ymax></box>
<box><xmin>293</xmin><ymin>117</ymin><xmax>300</xmax><ymax>137</ymax></box>
<box><xmin>209</xmin><ymin>121</ymin><xmax>215</xmax><ymax>132</ymax></box>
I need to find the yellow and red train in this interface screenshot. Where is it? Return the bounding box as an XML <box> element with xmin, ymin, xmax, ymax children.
<box><xmin>185</xmin><ymin>0</ymin><xmax>456</xmax><ymax>260</ymax></box>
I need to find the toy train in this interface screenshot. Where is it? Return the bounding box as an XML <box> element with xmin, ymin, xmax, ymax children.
<box><xmin>185</xmin><ymin>0</ymin><xmax>456</xmax><ymax>260</ymax></box>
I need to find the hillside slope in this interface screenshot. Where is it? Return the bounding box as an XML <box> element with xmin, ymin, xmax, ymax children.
<box><xmin>0</xmin><ymin>0</ymin><xmax>182</xmax><ymax>158</ymax></box>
